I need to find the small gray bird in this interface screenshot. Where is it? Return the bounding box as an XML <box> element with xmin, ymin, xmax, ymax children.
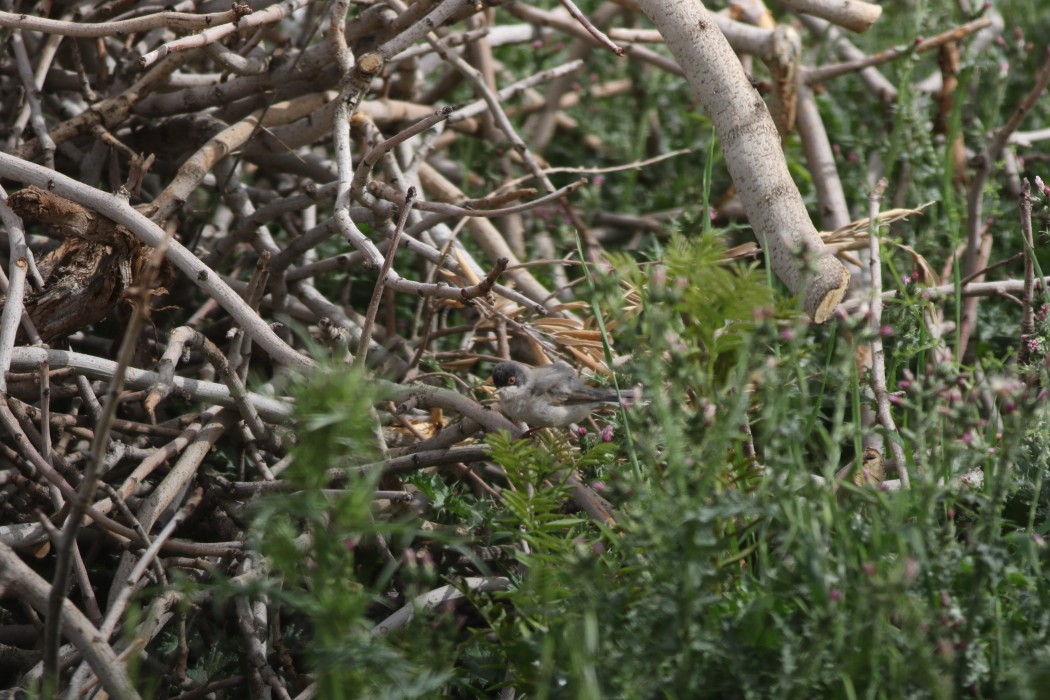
<box><xmin>491</xmin><ymin>361</ymin><xmax>631</xmax><ymax>428</ymax></box>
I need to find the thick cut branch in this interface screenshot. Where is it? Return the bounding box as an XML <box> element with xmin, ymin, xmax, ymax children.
<box><xmin>776</xmin><ymin>0</ymin><xmax>882</xmax><ymax>33</ymax></box>
<box><xmin>635</xmin><ymin>0</ymin><xmax>849</xmax><ymax>322</ymax></box>
<box><xmin>6</xmin><ymin>186</ymin><xmax>150</xmax><ymax>342</ymax></box>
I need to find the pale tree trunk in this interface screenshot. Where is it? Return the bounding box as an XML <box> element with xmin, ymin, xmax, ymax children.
<box><xmin>635</xmin><ymin>0</ymin><xmax>850</xmax><ymax>323</ymax></box>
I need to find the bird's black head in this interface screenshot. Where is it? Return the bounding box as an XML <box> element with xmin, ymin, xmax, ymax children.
<box><xmin>492</xmin><ymin>362</ymin><xmax>526</xmax><ymax>389</ymax></box>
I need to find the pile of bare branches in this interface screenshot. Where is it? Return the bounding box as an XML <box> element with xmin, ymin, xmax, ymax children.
<box><xmin>0</xmin><ymin>0</ymin><xmax>1044</xmax><ymax>695</ymax></box>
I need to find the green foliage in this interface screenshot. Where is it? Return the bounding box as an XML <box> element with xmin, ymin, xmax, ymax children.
<box><xmin>466</xmin><ymin>229</ymin><xmax>1050</xmax><ymax>699</ymax></box>
<box><xmin>244</xmin><ymin>367</ymin><xmax>457</xmax><ymax>699</ymax></box>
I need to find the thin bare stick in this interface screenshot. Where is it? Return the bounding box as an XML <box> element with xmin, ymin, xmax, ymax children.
<box><xmin>498</xmin><ymin>148</ymin><xmax>691</xmax><ymax>189</ymax></box>
<box><xmin>377</xmin><ymin>0</ymin><xmax>471</xmax><ymax>60</ymax></box>
<box><xmin>7</xmin><ymin>13</ymin><xmax>67</xmax><ymax>148</ymax></box>
<box><xmin>378</xmin><ymin>379</ymin><xmax>518</xmax><ymax>435</ymax></box>
<box><xmin>369</xmin><ymin>177</ymin><xmax>588</xmax><ymax>218</ymax></box>
<box><xmin>11</xmin><ymin>31</ymin><xmax>56</xmax><ymax>168</ymax></box>
<box><xmin>230</xmin><ymin>251</ymin><xmax>272</xmax><ymax>381</ymax></box>
<box><xmin>139</xmin><ymin>1</ymin><xmax>307</xmax><ymax>68</ymax></box>
<box><xmin>38</xmin><ymin>360</ymin><xmax>51</xmax><ymax>462</ymax></box>
<box><xmin>798</xmin><ymin>14</ymin><xmax>897</xmax><ymax>101</ymax></box>
<box><xmin>36</xmin><ymin>361</ymin><xmax>109</xmax><ymax>634</ymax></box>
<box><xmin>558</xmin><ymin>0</ymin><xmax>624</xmax><ymax>55</ymax></box>
<box><xmin>358</xmin><ymin>189</ymin><xmax>417</xmax><ymax>364</ymax></box>
<box><xmin>958</xmin><ymin>252</ymin><xmax>1025</xmax><ymax>287</ymax></box>
<box><xmin>10</xmin><ymin>347</ymin><xmax>292</xmax><ymax>421</ymax></box>
<box><xmin>1011</xmin><ymin>128</ymin><xmax>1050</xmax><ymax>147</ymax></box>
<box><xmin>842</xmin><ymin>275</ymin><xmax>1050</xmax><ymax>311</ymax></box>
<box><xmin>805</xmin><ymin>17</ymin><xmax>992</xmax><ymax>85</ymax></box>
<box><xmin>389</xmin><ymin>26</ymin><xmax>492</xmax><ymax>63</ymax></box>
<box><xmin>1018</xmin><ymin>179</ymin><xmax>1037</xmax><ymax>363</ymax></box>
<box><xmin>94</xmin><ymin>483</ymin><xmax>165</xmax><ymax>582</ymax></box>
<box><xmin>371</xmin><ymin>577</ymin><xmax>512</xmax><ymax>637</ymax></box>
<box><xmin>0</xmin><ymin>199</ymin><xmax>30</xmax><ymax>393</ymax></box>
<box><xmin>351</xmin><ymin>108</ymin><xmax>453</xmax><ymax>202</ymax></box>
<box><xmin>866</xmin><ymin>179</ymin><xmax>910</xmax><ymax>489</ymax></box>
<box><xmin>0</xmin><ymin>5</ymin><xmax>253</xmax><ymax>36</ymax></box>
<box><xmin>462</xmin><ymin>258</ymin><xmax>508</xmax><ymax>301</ymax></box>
<box><xmin>446</xmin><ymin>59</ymin><xmax>585</xmax><ymax>125</ymax></box>
<box><xmin>797</xmin><ymin>84</ymin><xmax>851</xmax><ymax>230</ymax></box>
<box><xmin>235</xmin><ymin>593</ymin><xmax>293</xmax><ymax>700</ymax></box>
<box><xmin>503</xmin><ymin>3</ymin><xmax>682</xmax><ymax>76</ymax></box>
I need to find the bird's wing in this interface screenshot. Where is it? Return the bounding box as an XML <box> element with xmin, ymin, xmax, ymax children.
<box><xmin>529</xmin><ymin>362</ymin><xmax>579</xmax><ymax>405</ymax></box>
<box><xmin>532</xmin><ymin>362</ymin><xmax>622</xmax><ymax>405</ymax></box>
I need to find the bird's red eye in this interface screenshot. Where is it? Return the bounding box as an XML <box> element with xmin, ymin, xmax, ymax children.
<box><xmin>508</xmin><ymin>376</ymin><xmax>516</xmax><ymax>385</ymax></box>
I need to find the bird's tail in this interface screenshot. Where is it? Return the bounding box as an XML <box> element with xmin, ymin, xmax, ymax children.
<box><xmin>600</xmin><ymin>388</ymin><xmax>638</xmax><ymax>404</ymax></box>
